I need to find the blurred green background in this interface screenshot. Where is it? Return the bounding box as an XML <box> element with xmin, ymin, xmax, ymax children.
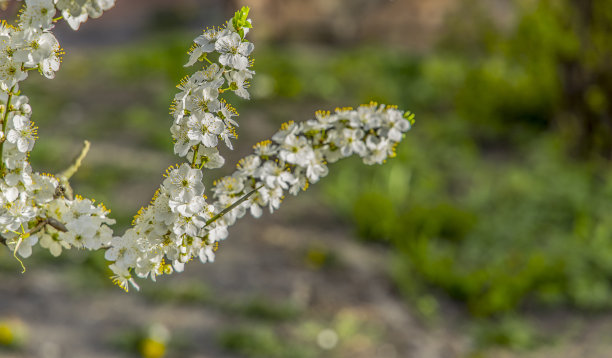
<box><xmin>3</xmin><ymin>0</ymin><xmax>612</xmax><ymax>357</ymax></box>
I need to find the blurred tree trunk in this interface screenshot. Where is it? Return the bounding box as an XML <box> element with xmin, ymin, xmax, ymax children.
<box><xmin>559</xmin><ymin>0</ymin><xmax>612</xmax><ymax>158</ymax></box>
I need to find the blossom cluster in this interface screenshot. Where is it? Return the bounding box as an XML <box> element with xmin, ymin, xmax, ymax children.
<box><xmin>107</xmin><ymin>103</ymin><xmax>413</xmax><ymax>290</ymax></box>
<box><xmin>0</xmin><ymin>0</ymin><xmax>115</xmax><ymax>264</ymax></box>
<box><xmin>213</xmin><ymin>103</ymin><xmax>412</xmax><ymax>220</ymax></box>
<box><xmin>102</xmin><ymin>8</ymin><xmax>258</xmax><ymax>289</ymax></box>
<box><xmin>1</xmin><ymin>3</ymin><xmax>414</xmax><ymax>291</ymax></box>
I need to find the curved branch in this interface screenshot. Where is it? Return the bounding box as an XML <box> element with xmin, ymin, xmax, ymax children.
<box><xmin>57</xmin><ymin>140</ymin><xmax>91</xmax><ymax>200</ymax></box>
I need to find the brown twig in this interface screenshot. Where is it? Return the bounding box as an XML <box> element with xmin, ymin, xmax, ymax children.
<box><xmin>0</xmin><ymin>216</ymin><xmax>67</xmax><ymax>248</ymax></box>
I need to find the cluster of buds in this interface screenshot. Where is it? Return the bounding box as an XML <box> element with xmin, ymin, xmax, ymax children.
<box><xmin>0</xmin><ymin>3</ymin><xmax>414</xmax><ymax>291</ymax></box>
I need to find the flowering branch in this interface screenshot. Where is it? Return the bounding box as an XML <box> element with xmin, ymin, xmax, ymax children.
<box><xmin>0</xmin><ymin>2</ymin><xmax>415</xmax><ymax>291</ymax></box>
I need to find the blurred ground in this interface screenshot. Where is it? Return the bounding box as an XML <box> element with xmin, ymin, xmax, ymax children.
<box><xmin>3</xmin><ymin>196</ymin><xmax>612</xmax><ymax>357</ymax></box>
<box><xmin>0</xmin><ymin>197</ymin><xmax>469</xmax><ymax>358</ymax></box>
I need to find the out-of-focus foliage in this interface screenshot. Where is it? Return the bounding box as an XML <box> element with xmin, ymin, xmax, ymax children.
<box><xmin>440</xmin><ymin>0</ymin><xmax>612</xmax><ymax>157</ymax></box>
<box><xmin>328</xmin><ymin>119</ymin><xmax>612</xmax><ymax>317</ymax></box>
<box><xmin>324</xmin><ymin>0</ymin><xmax>612</xmax><ymax>320</ymax></box>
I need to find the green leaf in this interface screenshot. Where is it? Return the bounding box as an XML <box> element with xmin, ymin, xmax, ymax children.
<box><xmin>232</xmin><ymin>6</ymin><xmax>251</xmax><ymax>38</ymax></box>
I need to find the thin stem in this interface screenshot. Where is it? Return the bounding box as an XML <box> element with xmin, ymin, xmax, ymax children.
<box><xmin>13</xmin><ymin>236</ymin><xmax>25</xmax><ymax>273</ymax></box>
<box><xmin>204</xmin><ymin>185</ymin><xmax>263</xmax><ymax>227</ymax></box>
<box><xmin>191</xmin><ymin>144</ymin><xmax>200</xmax><ymax>168</ymax></box>
<box><xmin>202</xmin><ymin>54</ymin><xmax>213</xmax><ymax>65</ymax></box>
<box><xmin>8</xmin><ymin>223</ymin><xmax>28</xmax><ymax>273</ymax></box>
<box><xmin>0</xmin><ymin>85</ymin><xmax>16</xmax><ymax>176</ymax></box>
<box><xmin>28</xmin><ymin>219</ymin><xmax>47</xmax><ymax>235</ymax></box>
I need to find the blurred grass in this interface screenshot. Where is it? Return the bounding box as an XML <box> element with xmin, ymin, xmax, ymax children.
<box><xmin>142</xmin><ymin>280</ymin><xmax>302</xmax><ymax>322</ymax></box>
<box><xmin>218</xmin><ymin>309</ymin><xmax>384</xmax><ymax>358</ymax></box>
<box><xmin>328</xmin><ymin>118</ymin><xmax>612</xmax><ymax>316</ymax></box>
<box><xmin>324</xmin><ymin>0</ymin><xmax>612</xmax><ymax>330</ymax></box>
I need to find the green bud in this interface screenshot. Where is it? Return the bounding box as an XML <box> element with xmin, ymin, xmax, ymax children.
<box><xmin>232</xmin><ymin>6</ymin><xmax>252</xmax><ymax>38</ymax></box>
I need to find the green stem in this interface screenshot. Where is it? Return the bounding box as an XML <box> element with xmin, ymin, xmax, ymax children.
<box><xmin>0</xmin><ymin>86</ymin><xmax>16</xmax><ymax>176</ymax></box>
<box><xmin>204</xmin><ymin>185</ymin><xmax>263</xmax><ymax>227</ymax></box>
<box><xmin>202</xmin><ymin>54</ymin><xmax>213</xmax><ymax>65</ymax></box>
<box><xmin>191</xmin><ymin>144</ymin><xmax>200</xmax><ymax>168</ymax></box>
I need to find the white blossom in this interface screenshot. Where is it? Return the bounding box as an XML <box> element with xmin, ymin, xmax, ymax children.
<box><xmin>55</xmin><ymin>0</ymin><xmax>116</xmax><ymax>30</ymax></box>
<box><xmin>185</xmin><ymin>29</ymin><xmax>217</xmax><ymax>67</ymax></box>
<box><xmin>215</xmin><ymin>33</ymin><xmax>254</xmax><ymax>70</ymax></box>
<box><xmin>186</xmin><ymin>113</ymin><xmax>224</xmax><ymax>148</ymax></box>
<box><xmin>162</xmin><ymin>164</ymin><xmax>205</xmax><ymax>202</ymax></box>
<box><xmin>20</xmin><ymin>0</ymin><xmax>56</xmax><ymax>31</ymax></box>
<box><xmin>7</xmin><ymin>115</ymin><xmax>36</xmax><ymax>153</ymax></box>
